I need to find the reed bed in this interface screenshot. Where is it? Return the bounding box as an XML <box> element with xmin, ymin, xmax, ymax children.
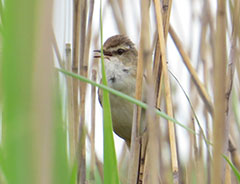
<box><xmin>0</xmin><ymin>0</ymin><xmax>240</xmax><ymax>184</ymax></box>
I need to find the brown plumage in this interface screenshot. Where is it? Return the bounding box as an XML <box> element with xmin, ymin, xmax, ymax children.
<box><xmin>103</xmin><ymin>35</ymin><xmax>135</xmax><ymax>50</ymax></box>
<box><xmin>95</xmin><ymin>35</ymin><xmax>146</xmax><ymax>147</ymax></box>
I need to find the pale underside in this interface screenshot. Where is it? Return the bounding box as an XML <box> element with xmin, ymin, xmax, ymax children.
<box><xmin>99</xmin><ymin>58</ymin><xmax>146</xmax><ymax>145</ymax></box>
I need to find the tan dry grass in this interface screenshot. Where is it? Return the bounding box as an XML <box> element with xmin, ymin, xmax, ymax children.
<box><xmin>52</xmin><ymin>0</ymin><xmax>240</xmax><ymax>183</ymax></box>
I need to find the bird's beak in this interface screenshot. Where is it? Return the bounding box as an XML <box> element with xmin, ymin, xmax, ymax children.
<box><xmin>93</xmin><ymin>49</ymin><xmax>112</xmax><ymax>58</ymax></box>
<box><xmin>93</xmin><ymin>49</ymin><xmax>101</xmax><ymax>53</ymax></box>
<box><xmin>93</xmin><ymin>49</ymin><xmax>101</xmax><ymax>58</ymax></box>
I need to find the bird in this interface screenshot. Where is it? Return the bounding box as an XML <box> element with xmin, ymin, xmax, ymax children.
<box><xmin>94</xmin><ymin>35</ymin><xmax>146</xmax><ymax>147</ymax></box>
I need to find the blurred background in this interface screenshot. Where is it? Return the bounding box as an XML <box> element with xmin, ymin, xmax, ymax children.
<box><xmin>0</xmin><ymin>0</ymin><xmax>240</xmax><ymax>184</ymax></box>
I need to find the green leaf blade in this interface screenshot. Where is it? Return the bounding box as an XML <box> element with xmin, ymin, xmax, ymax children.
<box><xmin>99</xmin><ymin>1</ymin><xmax>120</xmax><ymax>184</ymax></box>
<box><xmin>223</xmin><ymin>155</ymin><xmax>240</xmax><ymax>183</ymax></box>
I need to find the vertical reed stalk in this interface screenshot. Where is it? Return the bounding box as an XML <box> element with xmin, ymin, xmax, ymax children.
<box><xmin>153</xmin><ymin>0</ymin><xmax>172</xmax><ymax>106</ymax></box>
<box><xmin>108</xmin><ymin>0</ymin><xmax>126</xmax><ymax>34</ymax></box>
<box><xmin>211</xmin><ymin>0</ymin><xmax>228</xmax><ymax>183</ymax></box>
<box><xmin>154</xmin><ymin>0</ymin><xmax>179</xmax><ymax>183</ymax></box>
<box><xmin>72</xmin><ymin>0</ymin><xmax>81</xmax><ymax>160</ymax></box>
<box><xmin>65</xmin><ymin>43</ymin><xmax>75</xmax><ymax>165</ymax></box>
<box><xmin>127</xmin><ymin>2</ymin><xmax>154</xmax><ymax>183</ymax></box>
<box><xmin>78</xmin><ymin>0</ymin><xmax>87</xmax><ymax>182</ymax></box>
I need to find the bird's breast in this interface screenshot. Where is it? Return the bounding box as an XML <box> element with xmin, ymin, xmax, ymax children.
<box><xmin>109</xmin><ymin>94</ymin><xmax>134</xmax><ymax>142</ymax></box>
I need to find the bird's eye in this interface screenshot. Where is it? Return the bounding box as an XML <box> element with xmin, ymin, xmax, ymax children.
<box><xmin>117</xmin><ymin>49</ymin><xmax>125</xmax><ymax>55</ymax></box>
<box><xmin>122</xmin><ymin>69</ymin><xmax>129</xmax><ymax>73</ymax></box>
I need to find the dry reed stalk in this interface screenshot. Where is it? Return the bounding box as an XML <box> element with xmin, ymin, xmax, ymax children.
<box><xmin>158</xmin><ymin>130</ymin><xmax>170</xmax><ymax>184</ymax></box>
<box><xmin>197</xmin><ymin>134</ymin><xmax>206</xmax><ymax>183</ymax></box>
<box><xmin>128</xmin><ymin>1</ymin><xmax>152</xmax><ymax>183</ymax></box>
<box><xmin>154</xmin><ymin>0</ymin><xmax>179</xmax><ymax>183</ymax></box>
<box><xmin>188</xmin><ymin>0</ymin><xmax>195</xmax><ymax>57</ymax></box>
<box><xmin>225</xmin><ymin>2</ymin><xmax>240</xmax><ymax>179</ymax></box>
<box><xmin>201</xmin><ymin>12</ymin><xmax>212</xmax><ymax>183</ymax></box>
<box><xmin>169</xmin><ymin>25</ymin><xmax>213</xmax><ymax>115</ymax></box>
<box><xmin>95</xmin><ymin>154</ymin><xmax>104</xmax><ymax>182</ymax></box>
<box><xmin>79</xmin><ymin>0</ymin><xmax>87</xmax><ymax>65</ymax></box>
<box><xmin>170</xmin><ymin>36</ymin><xmax>210</xmax><ymax>181</ymax></box>
<box><xmin>203</xmin><ymin>0</ymin><xmax>216</xmax><ymax>65</ymax></box>
<box><xmin>86</xmin><ymin>132</ymin><xmax>104</xmax><ymax>182</ymax></box>
<box><xmin>83</xmin><ymin>0</ymin><xmax>95</xmax><ymax>70</ymax></box>
<box><xmin>153</xmin><ymin>37</ymin><xmax>163</xmax><ymax>105</ymax></box>
<box><xmin>185</xmin><ymin>117</ymin><xmax>197</xmax><ymax>184</ymax></box>
<box><xmin>226</xmin><ymin>37</ymin><xmax>236</xmax><ymax>93</ymax></box>
<box><xmin>119</xmin><ymin>145</ymin><xmax>133</xmax><ymax>184</ymax></box>
<box><xmin>138</xmin><ymin>0</ymin><xmax>162</xmax><ymax>183</ymax></box>
<box><xmin>144</xmin><ymin>114</ymin><xmax>161</xmax><ymax>184</ymax></box>
<box><xmin>118</xmin><ymin>144</ymin><xmax>127</xmax><ymax>169</ymax></box>
<box><xmin>77</xmin><ymin>0</ymin><xmax>88</xmax><ymax>183</ymax></box>
<box><xmin>236</xmin><ymin>50</ymin><xmax>240</xmax><ymax>83</ymax></box>
<box><xmin>199</xmin><ymin>7</ymin><xmax>212</xmax><ymax>183</ymax></box>
<box><xmin>72</xmin><ymin>0</ymin><xmax>81</xmax><ymax>158</ymax></box>
<box><xmin>78</xmin><ymin>41</ymin><xmax>86</xmax><ymax>184</ymax></box>
<box><xmin>225</xmin><ymin>1</ymin><xmax>239</xmax><ymax>183</ymax></box>
<box><xmin>32</xmin><ymin>0</ymin><xmax>54</xmax><ymax>183</ymax></box>
<box><xmin>156</xmin><ymin>118</ymin><xmax>165</xmax><ymax>183</ymax></box>
<box><xmin>226</xmin><ymin>0</ymin><xmax>239</xmax><ymax>99</ymax></box>
<box><xmin>203</xmin><ymin>75</ymin><xmax>212</xmax><ymax>184</ymax></box>
<box><xmin>153</xmin><ymin>0</ymin><xmax>172</xmax><ymax>107</ymax></box>
<box><xmin>91</xmin><ymin>31</ymin><xmax>103</xmax><ymax>184</ymax></box>
<box><xmin>188</xmin><ymin>86</ymin><xmax>199</xmax><ymax>152</ymax></box>
<box><xmin>161</xmin><ymin>0</ymin><xmax>172</xmax><ymax>39</ymax></box>
<box><xmin>127</xmin><ymin>18</ymin><xmax>144</xmax><ymax>184</ymax></box>
<box><xmin>118</xmin><ymin>144</ymin><xmax>128</xmax><ymax>183</ymax></box>
<box><xmin>90</xmin><ymin>70</ymin><xmax>97</xmax><ymax>181</ymax></box>
<box><xmin>108</xmin><ymin>0</ymin><xmax>126</xmax><ymax>34</ymax></box>
<box><xmin>52</xmin><ymin>30</ymin><xmax>64</xmax><ymax>69</ymax></box>
<box><xmin>205</xmin><ymin>113</ymin><xmax>211</xmax><ymax>184</ymax></box>
<box><xmin>228</xmin><ymin>137</ymin><xmax>240</xmax><ymax>171</ymax></box>
<box><xmin>117</xmin><ymin>0</ymin><xmax>124</xmax><ymax>20</ymax></box>
<box><xmin>185</xmin><ymin>61</ymin><xmax>202</xmax><ymax>179</ymax></box>
<box><xmin>138</xmin><ymin>1</ymin><xmax>152</xmax><ymax>183</ymax></box>
<box><xmin>144</xmin><ymin>109</ymin><xmax>161</xmax><ymax>184</ymax></box>
<box><xmin>185</xmin><ymin>166</ymin><xmax>190</xmax><ymax>184</ymax></box>
<box><xmin>225</xmin><ymin>152</ymin><xmax>232</xmax><ymax>184</ymax></box>
<box><xmin>65</xmin><ymin>43</ymin><xmax>76</xmax><ymax>165</ymax></box>
<box><xmin>211</xmin><ymin>0</ymin><xmax>228</xmax><ymax>183</ymax></box>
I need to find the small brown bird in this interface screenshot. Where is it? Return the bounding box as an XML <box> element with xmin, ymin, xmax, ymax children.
<box><xmin>94</xmin><ymin>35</ymin><xmax>146</xmax><ymax>146</ymax></box>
